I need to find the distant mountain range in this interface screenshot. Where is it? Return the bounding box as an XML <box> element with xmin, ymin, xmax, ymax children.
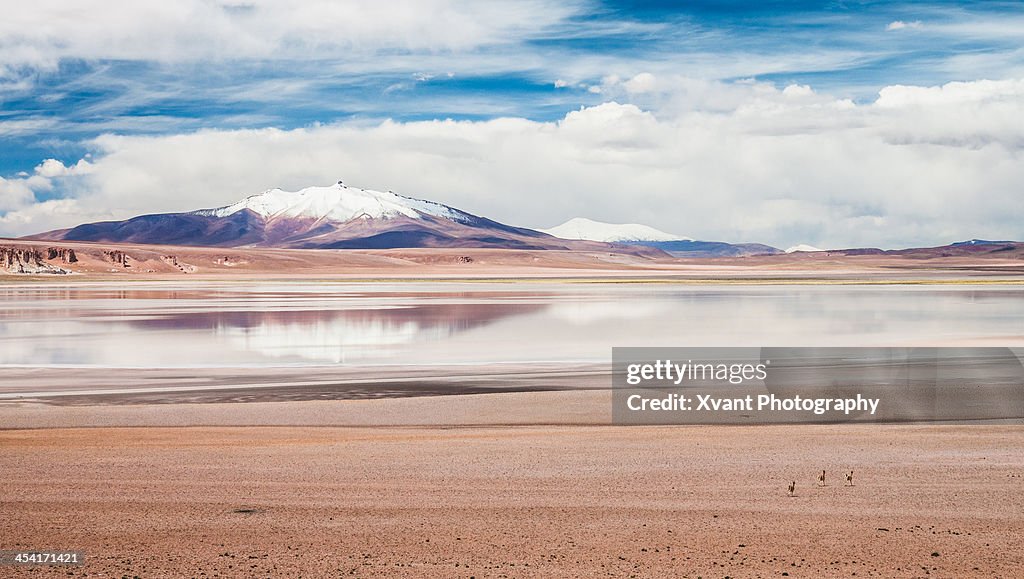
<box><xmin>785</xmin><ymin>244</ymin><xmax>824</xmax><ymax>253</ymax></box>
<box><xmin>30</xmin><ymin>181</ymin><xmax>649</xmax><ymax>255</ymax></box>
<box><xmin>23</xmin><ymin>181</ymin><xmax>1019</xmax><ymax>259</ymax></box>
<box><xmin>622</xmin><ymin>240</ymin><xmax>783</xmax><ymax>257</ymax></box>
<box><xmin>541</xmin><ymin>217</ymin><xmax>689</xmax><ymax>243</ymax></box>
<box><xmin>539</xmin><ymin>217</ymin><xmax>780</xmax><ymax>257</ymax></box>
<box><xmin>27</xmin><ymin>180</ymin><xmax>758</xmax><ymax>256</ymax></box>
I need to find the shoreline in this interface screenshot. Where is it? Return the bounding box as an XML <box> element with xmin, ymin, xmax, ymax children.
<box><xmin>4</xmin><ymin>389</ymin><xmax>1023</xmax><ymax>430</ymax></box>
<box><xmin>3</xmin><ymin>237</ymin><xmax>1024</xmax><ymax>283</ymax></box>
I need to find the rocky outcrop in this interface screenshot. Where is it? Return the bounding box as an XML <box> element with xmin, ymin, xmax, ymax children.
<box><xmin>104</xmin><ymin>250</ymin><xmax>131</xmax><ymax>268</ymax></box>
<box><xmin>161</xmin><ymin>255</ymin><xmax>196</xmax><ymax>273</ymax></box>
<box><xmin>1</xmin><ymin>246</ymin><xmax>71</xmax><ymax>274</ymax></box>
<box><xmin>213</xmin><ymin>255</ymin><xmax>248</xmax><ymax>267</ymax></box>
<box><xmin>1</xmin><ymin>247</ymin><xmax>41</xmax><ymax>269</ymax></box>
<box><xmin>46</xmin><ymin>247</ymin><xmax>78</xmax><ymax>263</ymax></box>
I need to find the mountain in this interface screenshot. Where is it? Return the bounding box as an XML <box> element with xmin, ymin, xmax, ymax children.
<box><xmin>950</xmin><ymin>239</ymin><xmax>1017</xmax><ymax>247</ymax></box>
<box><xmin>785</xmin><ymin>244</ymin><xmax>824</xmax><ymax>253</ymax></box>
<box><xmin>828</xmin><ymin>240</ymin><xmax>1024</xmax><ymax>258</ymax></box>
<box><xmin>541</xmin><ymin>217</ymin><xmax>779</xmax><ymax>257</ymax></box>
<box><xmin>29</xmin><ymin>181</ymin><xmax>657</xmax><ymax>254</ymax></box>
<box><xmin>623</xmin><ymin>240</ymin><xmax>782</xmax><ymax>258</ymax></box>
<box><xmin>541</xmin><ymin>217</ymin><xmax>689</xmax><ymax>243</ymax></box>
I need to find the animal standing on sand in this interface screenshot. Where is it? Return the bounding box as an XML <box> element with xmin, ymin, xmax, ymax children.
<box><xmin>788</xmin><ymin>481</ymin><xmax>796</xmax><ymax>496</ymax></box>
<box><xmin>818</xmin><ymin>469</ymin><xmax>826</xmax><ymax>486</ymax></box>
<box><xmin>846</xmin><ymin>471</ymin><xmax>854</xmax><ymax>486</ymax></box>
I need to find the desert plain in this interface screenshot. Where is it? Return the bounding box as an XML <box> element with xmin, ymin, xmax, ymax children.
<box><xmin>1</xmin><ymin>240</ymin><xmax>1023</xmax><ymax>577</ymax></box>
<box><xmin>2</xmin><ymin>412</ymin><xmax>1023</xmax><ymax>577</ymax></box>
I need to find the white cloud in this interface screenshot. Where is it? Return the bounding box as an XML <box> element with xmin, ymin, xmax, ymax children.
<box><xmin>876</xmin><ymin>79</ymin><xmax>1024</xmax><ymax>107</ymax></box>
<box><xmin>886</xmin><ymin>20</ymin><xmax>922</xmax><ymax>31</ymax></box>
<box><xmin>0</xmin><ymin>119</ymin><xmax>59</xmax><ymax>137</ymax></box>
<box><xmin>0</xmin><ymin>0</ymin><xmax>583</xmax><ymax>70</ymax></box>
<box><xmin>0</xmin><ymin>198</ymin><xmax>97</xmax><ymax>229</ymax></box>
<box><xmin>0</xmin><ymin>157</ymin><xmax>95</xmax><ymax>218</ymax></box>
<box><xmin>781</xmin><ymin>84</ymin><xmax>814</xmax><ymax>98</ymax></box>
<box><xmin>0</xmin><ymin>177</ymin><xmax>35</xmax><ymax>212</ymax></box>
<box><xmin>34</xmin><ymin>158</ymin><xmax>93</xmax><ymax>178</ymax></box>
<box><xmin>623</xmin><ymin>72</ymin><xmax>657</xmax><ymax>94</ymax></box>
<box><xmin>2</xmin><ymin>78</ymin><xmax>1023</xmax><ymax>249</ymax></box>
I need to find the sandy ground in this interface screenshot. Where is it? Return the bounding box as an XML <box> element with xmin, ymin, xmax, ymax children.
<box><xmin>1</xmin><ymin>420</ymin><xmax>1022</xmax><ymax>578</ymax></box>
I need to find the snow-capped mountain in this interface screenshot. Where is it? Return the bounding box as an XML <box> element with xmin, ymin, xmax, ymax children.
<box><xmin>951</xmin><ymin>239</ymin><xmax>1016</xmax><ymax>246</ymax></box>
<box><xmin>195</xmin><ymin>181</ymin><xmax>472</xmax><ymax>224</ymax></box>
<box><xmin>540</xmin><ymin>217</ymin><xmax>780</xmax><ymax>257</ymax></box>
<box><xmin>785</xmin><ymin>244</ymin><xmax>824</xmax><ymax>253</ymax></box>
<box><xmin>541</xmin><ymin>217</ymin><xmax>689</xmax><ymax>243</ymax></box>
<box><xmin>28</xmin><ymin>181</ymin><xmax>661</xmax><ymax>254</ymax></box>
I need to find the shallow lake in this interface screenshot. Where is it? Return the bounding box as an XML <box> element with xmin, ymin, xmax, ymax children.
<box><xmin>1</xmin><ymin>282</ymin><xmax>1022</xmax><ymax>367</ymax></box>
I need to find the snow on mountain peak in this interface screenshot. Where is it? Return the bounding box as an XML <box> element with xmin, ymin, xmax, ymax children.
<box><xmin>197</xmin><ymin>181</ymin><xmax>468</xmax><ymax>223</ymax></box>
<box><xmin>541</xmin><ymin>217</ymin><xmax>689</xmax><ymax>243</ymax></box>
<box><xmin>785</xmin><ymin>244</ymin><xmax>824</xmax><ymax>253</ymax></box>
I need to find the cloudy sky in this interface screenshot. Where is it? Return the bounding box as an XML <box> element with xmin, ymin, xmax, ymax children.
<box><xmin>2</xmin><ymin>0</ymin><xmax>1023</xmax><ymax>248</ymax></box>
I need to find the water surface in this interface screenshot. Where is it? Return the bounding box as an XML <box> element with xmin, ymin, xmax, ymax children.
<box><xmin>2</xmin><ymin>282</ymin><xmax>1022</xmax><ymax>368</ymax></box>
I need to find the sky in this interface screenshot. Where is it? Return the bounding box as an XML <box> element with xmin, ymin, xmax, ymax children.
<box><xmin>2</xmin><ymin>0</ymin><xmax>1023</xmax><ymax>249</ymax></box>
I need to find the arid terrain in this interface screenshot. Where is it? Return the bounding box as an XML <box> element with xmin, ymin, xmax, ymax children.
<box><xmin>1</xmin><ymin>414</ymin><xmax>1022</xmax><ymax>577</ymax></box>
<box><xmin>6</xmin><ymin>0</ymin><xmax>1024</xmax><ymax>576</ymax></box>
<box><xmin>2</xmin><ymin>250</ymin><xmax>1023</xmax><ymax>577</ymax></box>
<box><xmin>3</xmin><ymin>237</ymin><xmax>1024</xmax><ymax>280</ymax></box>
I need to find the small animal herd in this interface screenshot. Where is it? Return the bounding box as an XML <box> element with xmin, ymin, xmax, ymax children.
<box><xmin>788</xmin><ymin>470</ymin><xmax>853</xmax><ymax>496</ymax></box>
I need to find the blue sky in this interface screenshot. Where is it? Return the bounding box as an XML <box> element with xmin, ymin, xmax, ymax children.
<box><xmin>2</xmin><ymin>1</ymin><xmax>1023</xmax><ymax>247</ymax></box>
<box><xmin>4</xmin><ymin>1</ymin><xmax>1023</xmax><ymax>175</ymax></box>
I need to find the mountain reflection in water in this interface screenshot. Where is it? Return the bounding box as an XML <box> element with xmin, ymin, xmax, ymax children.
<box><xmin>1</xmin><ymin>282</ymin><xmax>1023</xmax><ymax>367</ymax></box>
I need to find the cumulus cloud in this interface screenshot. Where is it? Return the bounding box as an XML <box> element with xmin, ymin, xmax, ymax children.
<box><xmin>33</xmin><ymin>158</ymin><xmax>93</xmax><ymax>178</ymax></box>
<box><xmin>622</xmin><ymin>72</ymin><xmax>657</xmax><ymax>94</ymax></box>
<box><xmin>0</xmin><ymin>198</ymin><xmax>96</xmax><ymax>230</ymax></box>
<box><xmin>0</xmin><ymin>157</ymin><xmax>94</xmax><ymax>217</ymax></box>
<box><xmin>2</xmin><ymin>78</ymin><xmax>1023</xmax><ymax>249</ymax></box>
<box><xmin>0</xmin><ymin>178</ymin><xmax>35</xmax><ymax>212</ymax></box>
<box><xmin>876</xmin><ymin>79</ymin><xmax>1024</xmax><ymax>107</ymax></box>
